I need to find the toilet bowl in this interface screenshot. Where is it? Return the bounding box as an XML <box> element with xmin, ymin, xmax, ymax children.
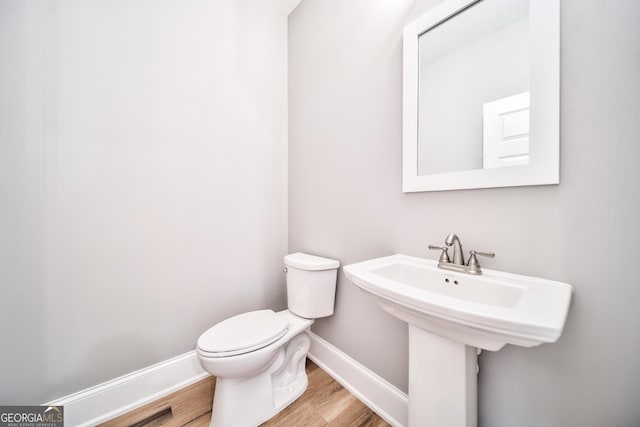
<box><xmin>196</xmin><ymin>253</ymin><xmax>339</xmax><ymax>427</ymax></box>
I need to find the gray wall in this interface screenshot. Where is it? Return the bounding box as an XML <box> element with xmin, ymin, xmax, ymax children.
<box><xmin>289</xmin><ymin>0</ymin><xmax>640</xmax><ymax>426</ymax></box>
<box><xmin>0</xmin><ymin>0</ymin><xmax>289</xmax><ymax>404</ymax></box>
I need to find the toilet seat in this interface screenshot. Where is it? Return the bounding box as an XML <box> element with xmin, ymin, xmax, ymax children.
<box><xmin>197</xmin><ymin>309</ymin><xmax>288</xmax><ymax>357</ymax></box>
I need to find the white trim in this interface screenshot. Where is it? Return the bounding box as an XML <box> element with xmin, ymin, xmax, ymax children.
<box><xmin>307</xmin><ymin>332</ymin><xmax>408</xmax><ymax>427</ymax></box>
<box><xmin>44</xmin><ymin>351</ymin><xmax>208</xmax><ymax>427</ymax></box>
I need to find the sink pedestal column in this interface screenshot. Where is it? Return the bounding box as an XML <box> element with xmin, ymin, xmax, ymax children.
<box><xmin>408</xmin><ymin>325</ymin><xmax>477</xmax><ymax>427</ymax></box>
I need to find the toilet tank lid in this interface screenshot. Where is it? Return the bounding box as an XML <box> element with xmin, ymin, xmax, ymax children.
<box><xmin>284</xmin><ymin>252</ymin><xmax>340</xmax><ymax>271</ymax></box>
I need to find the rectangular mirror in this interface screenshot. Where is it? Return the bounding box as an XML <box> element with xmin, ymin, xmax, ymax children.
<box><xmin>402</xmin><ymin>0</ymin><xmax>559</xmax><ymax>192</ymax></box>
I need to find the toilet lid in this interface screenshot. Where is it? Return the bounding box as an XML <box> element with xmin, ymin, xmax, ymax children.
<box><xmin>197</xmin><ymin>310</ymin><xmax>288</xmax><ymax>356</ymax></box>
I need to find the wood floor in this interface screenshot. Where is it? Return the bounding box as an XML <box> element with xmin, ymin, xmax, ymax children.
<box><xmin>99</xmin><ymin>360</ymin><xmax>390</xmax><ymax>427</ymax></box>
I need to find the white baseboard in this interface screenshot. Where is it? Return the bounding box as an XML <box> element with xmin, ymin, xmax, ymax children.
<box><xmin>44</xmin><ymin>335</ymin><xmax>407</xmax><ymax>427</ymax></box>
<box><xmin>45</xmin><ymin>350</ymin><xmax>209</xmax><ymax>427</ymax></box>
<box><xmin>307</xmin><ymin>332</ymin><xmax>408</xmax><ymax>427</ymax></box>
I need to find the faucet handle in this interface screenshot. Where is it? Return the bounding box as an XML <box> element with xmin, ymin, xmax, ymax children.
<box><xmin>428</xmin><ymin>245</ymin><xmax>450</xmax><ymax>263</ymax></box>
<box><xmin>467</xmin><ymin>250</ymin><xmax>495</xmax><ymax>267</ymax></box>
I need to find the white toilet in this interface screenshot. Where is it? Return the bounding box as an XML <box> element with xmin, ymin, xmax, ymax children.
<box><xmin>196</xmin><ymin>252</ymin><xmax>339</xmax><ymax>427</ymax></box>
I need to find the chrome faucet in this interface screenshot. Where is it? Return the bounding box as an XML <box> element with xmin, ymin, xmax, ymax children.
<box><xmin>445</xmin><ymin>233</ymin><xmax>465</xmax><ymax>265</ymax></box>
<box><xmin>429</xmin><ymin>233</ymin><xmax>495</xmax><ymax>275</ymax></box>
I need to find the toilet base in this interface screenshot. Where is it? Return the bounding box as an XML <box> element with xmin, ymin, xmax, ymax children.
<box><xmin>209</xmin><ymin>332</ymin><xmax>311</xmax><ymax>427</ymax></box>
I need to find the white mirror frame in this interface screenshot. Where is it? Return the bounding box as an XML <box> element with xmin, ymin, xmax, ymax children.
<box><xmin>402</xmin><ymin>0</ymin><xmax>559</xmax><ymax>192</ymax></box>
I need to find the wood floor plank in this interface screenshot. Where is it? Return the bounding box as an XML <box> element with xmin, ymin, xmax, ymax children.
<box><xmin>315</xmin><ymin>387</ymin><xmax>359</xmax><ymax>423</ymax></box>
<box><xmin>181</xmin><ymin>412</ymin><xmax>212</xmax><ymax>427</ymax></box>
<box><xmin>325</xmin><ymin>398</ymin><xmax>389</xmax><ymax>427</ymax></box>
<box><xmin>301</xmin><ymin>373</ymin><xmax>343</xmax><ymax>408</ymax></box>
<box><xmin>261</xmin><ymin>401</ymin><xmax>327</xmax><ymax>427</ymax></box>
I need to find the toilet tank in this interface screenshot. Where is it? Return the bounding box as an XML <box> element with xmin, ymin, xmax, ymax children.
<box><xmin>284</xmin><ymin>252</ymin><xmax>339</xmax><ymax>319</ymax></box>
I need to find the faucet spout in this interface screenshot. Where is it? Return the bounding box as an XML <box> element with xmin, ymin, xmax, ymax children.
<box><xmin>445</xmin><ymin>233</ymin><xmax>465</xmax><ymax>265</ymax></box>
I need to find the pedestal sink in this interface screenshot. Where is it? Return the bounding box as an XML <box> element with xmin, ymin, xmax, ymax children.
<box><xmin>343</xmin><ymin>254</ymin><xmax>572</xmax><ymax>427</ymax></box>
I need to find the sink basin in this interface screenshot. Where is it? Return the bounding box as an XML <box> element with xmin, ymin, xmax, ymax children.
<box><xmin>344</xmin><ymin>254</ymin><xmax>572</xmax><ymax>427</ymax></box>
<box><xmin>344</xmin><ymin>254</ymin><xmax>572</xmax><ymax>351</ymax></box>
